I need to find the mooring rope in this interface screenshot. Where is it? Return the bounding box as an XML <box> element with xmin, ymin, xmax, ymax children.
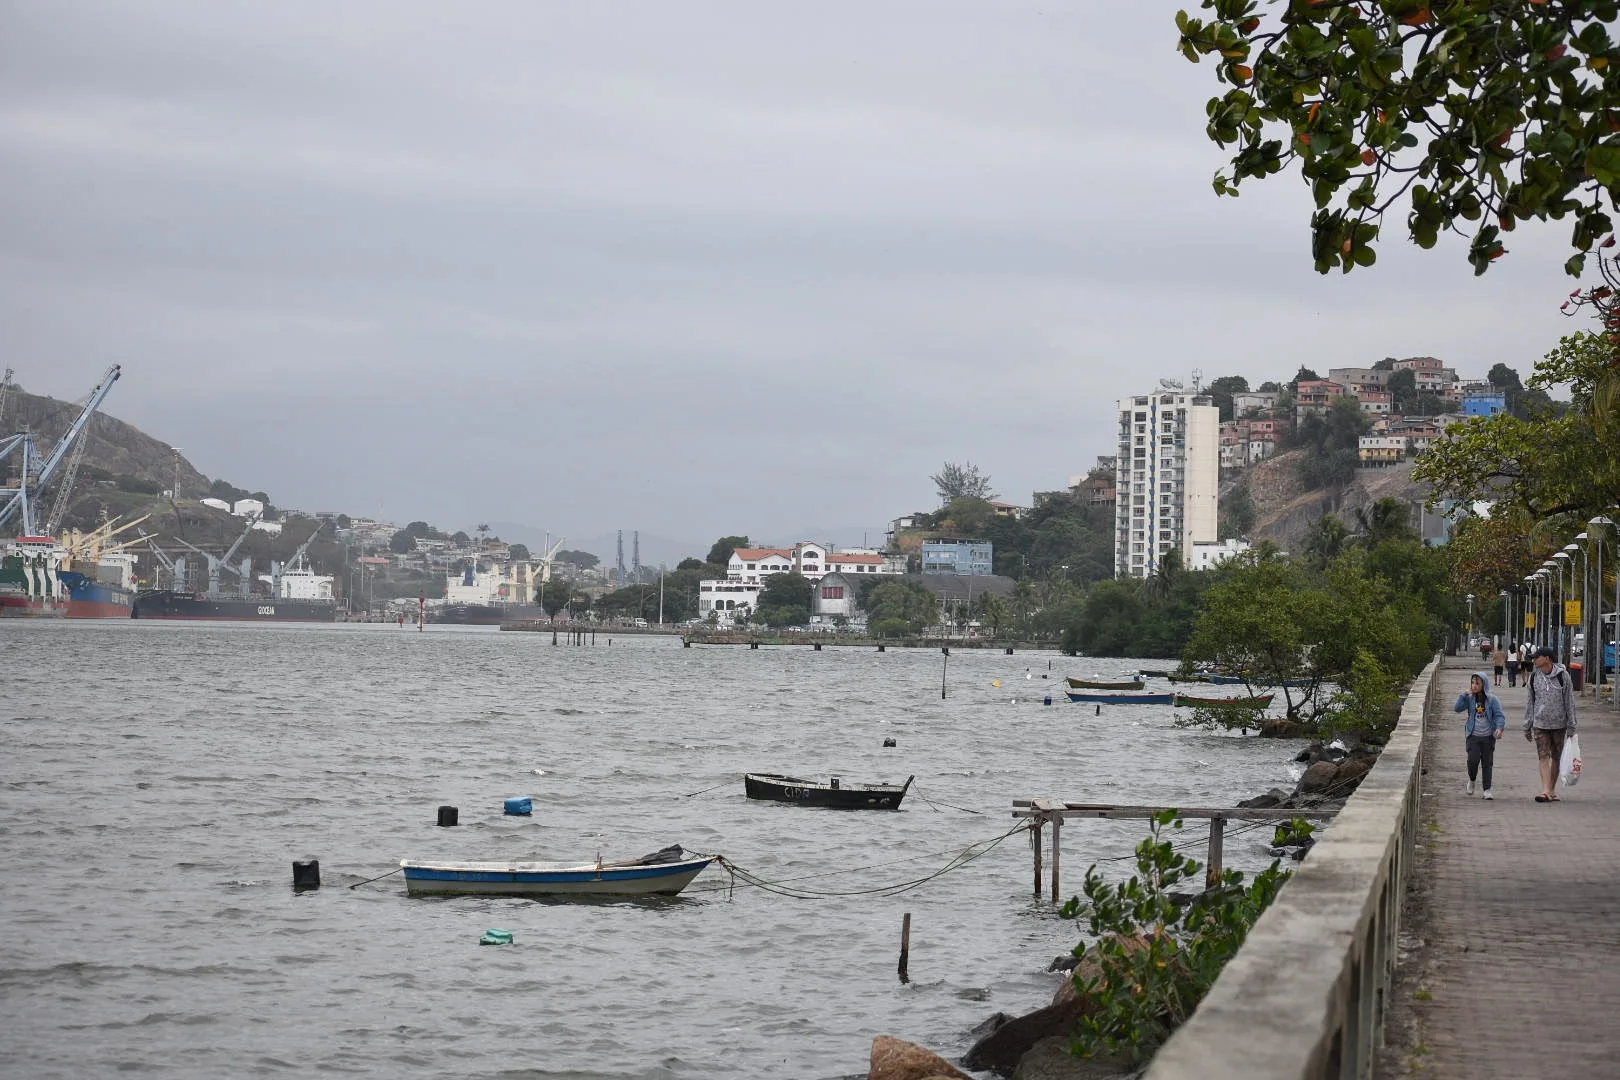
<box><xmin>685</xmin><ymin>822</ymin><xmax>1026</xmax><ymax>899</ymax></box>
<box><xmin>908</xmin><ymin>782</ymin><xmax>985</xmax><ymax>815</ymax></box>
<box><xmin>348</xmin><ymin>866</ymin><xmax>404</xmax><ymax>890</ymax></box>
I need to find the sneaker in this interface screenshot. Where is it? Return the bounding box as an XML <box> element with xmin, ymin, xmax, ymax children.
<box><xmin>1482</xmin><ymin>789</ymin><xmax>1494</xmax><ymax>800</ymax></box>
<box><xmin>1466</xmin><ymin>780</ymin><xmax>1475</xmax><ymax>795</ymax></box>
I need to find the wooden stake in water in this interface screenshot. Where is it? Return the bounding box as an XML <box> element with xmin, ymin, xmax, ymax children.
<box><xmin>898</xmin><ymin>912</ymin><xmax>912</xmax><ymax>983</ymax></box>
<box><xmin>940</xmin><ymin>648</ymin><xmax>949</xmax><ymax>699</ymax></box>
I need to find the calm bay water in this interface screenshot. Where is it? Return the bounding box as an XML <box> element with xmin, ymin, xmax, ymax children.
<box><xmin>0</xmin><ymin>621</ymin><xmax>1303</xmax><ymax>1078</ymax></box>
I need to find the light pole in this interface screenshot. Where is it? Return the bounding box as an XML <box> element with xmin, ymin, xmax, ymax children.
<box><xmin>1543</xmin><ymin>560</ymin><xmax>1559</xmax><ymax>652</ymax></box>
<box><xmin>1555</xmin><ymin>551</ymin><xmax>1574</xmax><ymax>666</ymax></box>
<box><xmin>169</xmin><ymin>447</ymin><xmax>183</xmax><ymax>499</ymax></box>
<box><xmin>1500</xmin><ymin>589</ymin><xmax>1510</xmax><ymax>652</ymax></box>
<box><xmin>1465</xmin><ymin>593</ymin><xmax>1475</xmax><ymax>651</ymax></box>
<box><xmin>1595</xmin><ymin>515</ymin><xmax>1617</xmax><ymax>702</ymax></box>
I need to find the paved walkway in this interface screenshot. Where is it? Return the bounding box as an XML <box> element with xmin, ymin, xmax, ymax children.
<box><xmin>1378</xmin><ymin>656</ymin><xmax>1620</xmax><ymax>1078</ymax></box>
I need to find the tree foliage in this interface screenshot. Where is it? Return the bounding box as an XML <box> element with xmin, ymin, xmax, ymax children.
<box><xmin>1177</xmin><ymin>0</ymin><xmax>1620</xmax><ymax>276</ymax></box>
<box><xmin>756</xmin><ymin>571</ymin><xmax>813</xmax><ymax>627</ymax></box>
<box><xmin>705</xmin><ymin>536</ymin><xmax>750</xmax><ymax>567</ymax></box>
<box><xmin>862</xmin><ymin>579</ymin><xmax>940</xmax><ymax>633</ymax></box>
<box><xmin>930</xmin><ymin>461</ymin><xmax>996</xmax><ymax>504</ymax></box>
<box><xmin>1205</xmin><ymin>374</ymin><xmax>1251</xmax><ymax>421</ymax></box>
<box><xmin>1414</xmin><ymin>330</ymin><xmax>1620</xmax><ymax>521</ymax></box>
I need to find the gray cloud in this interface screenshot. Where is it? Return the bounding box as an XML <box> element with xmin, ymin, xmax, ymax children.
<box><xmin>1</xmin><ymin>1</ymin><xmax>1584</xmax><ymax>553</ymax></box>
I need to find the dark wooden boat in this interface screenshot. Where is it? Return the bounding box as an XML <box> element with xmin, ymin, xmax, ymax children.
<box><xmin>1172</xmin><ymin>693</ymin><xmax>1275</xmax><ymax>709</ymax></box>
<box><xmin>1066</xmin><ymin>677</ymin><xmax>1147</xmax><ymax>691</ymax></box>
<box><xmin>744</xmin><ymin>773</ymin><xmax>914</xmax><ymax>809</ymax></box>
<box><xmin>1136</xmin><ymin>669</ymin><xmax>1176</xmax><ymax>679</ymax></box>
<box><xmin>1065</xmin><ymin>691</ymin><xmax>1176</xmax><ymax>704</ymax></box>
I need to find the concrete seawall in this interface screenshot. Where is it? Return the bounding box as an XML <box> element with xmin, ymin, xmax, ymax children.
<box><xmin>1142</xmin><ymin>654</ymin><xmax>1443</xmax><ymax>1080</ymax></box>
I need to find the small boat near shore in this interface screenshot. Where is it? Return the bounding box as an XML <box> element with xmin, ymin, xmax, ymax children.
<box><xmin>400</xmin><ymin>845</ymin><xmax>714</xmax><ymax>898</ymax></box>
<box><xmin>1172</xmin><ymin>693</ymin><xmax>1275</xmax><ymax>709</ymax></box>
<box><xmin>1065</xmin><ymin>691</ymin><xmax>1176</xmax><ymax>705</ymax></box>
<box><xmin>744</xmin><ymin>773</ymin><xmax>914</xmax><ymax>809</ymax></box>
<box><xmin>1066</xmin><ymin>677</ymin><xmax>1147</xmax><ymax>691</ymax></box>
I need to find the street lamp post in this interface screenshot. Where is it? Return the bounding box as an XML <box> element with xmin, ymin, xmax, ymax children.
<box><xmin>1500</xmin><ymin>589</ymin><xmax>1510</xmax><ymax>652</ymax></box>
<box><xmin>1465</xmin><ymin>593</ymin><xmax>1475</xmax><ymax>651</ymax></box>
<box><xmin>1592</xmin><ymin>516</ymin><xmax>1613</xmax><ymax>692</ymax></box>
<box><xmin>1554</xmin><ymin>551</ymin><xmax>1574</xmax><ymax>667</ymax></box>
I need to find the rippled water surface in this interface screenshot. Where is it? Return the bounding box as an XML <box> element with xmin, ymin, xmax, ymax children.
<box><xmin>1</xmin><ymin>621</ymin><xmax>1304</xmax><ymax>1078</ymax></box>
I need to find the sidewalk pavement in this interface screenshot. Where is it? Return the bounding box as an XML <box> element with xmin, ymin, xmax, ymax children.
<box><xmin>1378</xmin><ymin>655</ymin><xmax>1620</xmax><ymax>1078</ymax></box>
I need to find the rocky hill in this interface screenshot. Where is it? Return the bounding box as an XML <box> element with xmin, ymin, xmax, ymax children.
<box><xmin>1238</xmin><ymin>449</ymin><xmax>1439</xmax><ymax>554</ymax></box>
<box><xmin>4</xmin><ymin>380</ymin><xmax>210</xmax><ymax>500</ymax></box>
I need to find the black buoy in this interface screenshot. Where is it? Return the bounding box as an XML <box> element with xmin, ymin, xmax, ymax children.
<box><xmin>436</xmin><ymin>805</ymin><xmax>459</xmax><ymax>827</ymax></box>
<box><xmin>292</xmin><ymin>859</ymin><xmax>321</xmax><ymax>891</ymax></box>
<box><xmin>883</xmin><ymin>737</ymin><xmax>897</xmax><ymax>747</ymax></box>
<box><xmin>877</xmin><ymin>644</ymin><xmax>886</xmax><ymax>652</ymax></box>
<box><xmin>1095</xmin><ymin>705</ymin><xmax>1101</xmax><ymax>716</ymax></box>
<box><xmin>1004</xmin><ymin>647</ymin><xmax>1014</xmax><ymax>655</ymax></box>
<box><xmin>941</xmin><ymin>646</ymin><xmax>950</xmax><ymax>656</ymax></box>
<box><xmin>1044</xmin><ymin>695</ymin><xmax>1052</xmax><ymax>706</ymax></box>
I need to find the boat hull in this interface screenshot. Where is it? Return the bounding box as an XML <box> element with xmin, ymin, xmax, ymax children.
<box><xmin>744</xmin><ymin>773</ymin><xmax>913</xmax><ymax>809</ymax></box>
<box><xmin>400</xmin><ymin>856</ymin><xmax>714</xmax><ymax>897</ymax></box>
<box><xmin>433</xmin><ymin>603</ymin><xmax>543</xmax><ymax>625</ymax></box>
<box><xmin>131</xmin><ymin>590</ymin><xmax>337</xmax><ymax>622</ymax></box>
<box><xmin>0</xmin><ymin>594</ymin><xmax>68</xmax><ymax>618</ymax></box>
<box><xmin>1065</xmin><ymin>691</ymin><xmax>1176</xmax><ymax>704</ymax></box>
<box><xmin>1066</xmin><ymin>677</ymin><xmax>1147</xmax><ymax>691</ymax></box>
<box><xmin>60</xmin><ymin>575</ymin><xmax>134</xmax><ymax>619</ymax></box>
<box><xmin>1172</xmin><ymin>694</ymin><xmax>1275</xmax><ymax>709</ymax></box>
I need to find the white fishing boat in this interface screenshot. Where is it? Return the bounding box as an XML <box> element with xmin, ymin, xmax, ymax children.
<box><xmin>400</xmin><ymin>845</ymin><xmax>715</xmax><ymax>898</ymax></box>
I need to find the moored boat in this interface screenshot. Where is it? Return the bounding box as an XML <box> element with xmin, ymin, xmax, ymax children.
<box><xmin>1172</xmin><ymin>693</ymin><xmax>1275</xmax><ymax>709</ymax></box>
<box><xmin>0</xmin><ymin>537</ymin><xmax>70</xmax><ymax>617</ymax></box>
<box><xmin>744</xmin><ymin>773</ymin><xmax>914</xmax><ymax>809</ymax></box>
<box><xmin>400</xmin><ymin>845</ymin><xmax>714</xmax><ymax>898</ymax></box>
<box><xmin>1066</xmin><ymin>677</ymin><xmax>1147</xmax><ymax>691</ymax></box>
<box><xmin>131</xmin><ymin>590</ymin><xmax>337</xmax><ymax>621</ymax></box>
<box><xmin>1065</xmin><ymin>691</ymin><xmax>1176</xmax><ymax>704</ymax></box>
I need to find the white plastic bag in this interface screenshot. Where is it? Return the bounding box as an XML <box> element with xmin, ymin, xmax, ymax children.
<box><xmin>1560</xmin><ymin>734</ymin><xmax>1583</xmax><ymax>789</ymax></box>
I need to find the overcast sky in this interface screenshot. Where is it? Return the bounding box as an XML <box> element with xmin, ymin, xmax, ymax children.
<box><xmin>1</xmin><ymin>1</ymin><xmax>1586</xmax><ymax>554</ymax></box>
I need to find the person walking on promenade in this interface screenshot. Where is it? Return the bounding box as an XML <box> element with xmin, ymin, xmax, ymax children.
<box><xmin>1491</xmin><ymin>644</ymin><xmax>1507</xmax><ymax>686</ymax></box>
<box><xmin>1523</xmin><ymin>646</ymin><xmax>1579</xmax><ymax>802</ymax></box>
<box><xmin>1506</xmin><ymin>641</ymin><xmax>1521</xmax><ymax>687</ymax></box>
<box><xmin>1455</xmin><ymin>672</ymin><xmax>1506</xmax><ymax>798</ymax></box>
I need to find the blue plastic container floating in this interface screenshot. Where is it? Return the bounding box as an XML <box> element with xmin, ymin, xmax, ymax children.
<box><xmin>479</xmin><ymin>928</ymin><xmax>513</xmax><ymax>946</ymax></box>
<box><xmin>503</xmin><ymin>797</ymin><xmax>532</xmax><ymax>816</ymax></box>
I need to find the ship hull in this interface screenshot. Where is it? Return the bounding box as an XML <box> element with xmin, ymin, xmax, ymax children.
<box><xmin>131</xmin><ymin>591</ymin><xmax>337</xmax><ymax>622</ymax></box>
<box><xmin>433</xmin><ymin>603</ymin><xmax>543</xmax><ymax>625</ymax></box>
<box><xmin>0</xmin><ymin>594</ymin><xmax>69</xmax><ymax>618</ymax></box>
<box><xmin>59</xmin><ymin>574</ymin><xmax>135</xmax><ymax>619</ymax></box>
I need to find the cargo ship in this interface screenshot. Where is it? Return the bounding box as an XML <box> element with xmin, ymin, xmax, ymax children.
<box><xmin>131</xmin><ymin>522</ymin><xmax>337</xmax><ymax>622</ymax></box>
<box><xmin>0</xmin><ymin>536</ymin><xmax>70</xmax><ymax>617</ymax></box>
<box><xmin>433</xmin><ymin>602</ymin><xmax>543</xmax><ymax>625</ymax></box>
<box><xmin>131</xmin><ymin>590</ymin><xmax>337</xmax><ymax>621</ymax></box>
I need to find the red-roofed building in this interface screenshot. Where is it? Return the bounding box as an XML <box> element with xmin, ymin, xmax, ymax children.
<box><xmin>700</xmin><ymin>541</ymin><xmax>902</xmax><ymax>624</ymax></box>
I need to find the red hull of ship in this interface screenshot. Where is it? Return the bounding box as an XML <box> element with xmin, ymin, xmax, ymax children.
<box><xmin>66</xmin><ymin>599</ymin><xmax>133</xmax><ymax>618</ymax></box>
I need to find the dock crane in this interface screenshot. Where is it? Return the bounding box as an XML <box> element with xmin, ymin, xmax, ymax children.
<box><xmin>137</xmin><ymin>527</ymin><xmax>186</xmax><ymax>591</ymax></box>
<box><xmin>0</xmin><ymin>364</ymin><xmax>121</xmax><ymax>533</ymax></box>
<box><xmin>176</xmin><ymin>516</ymin><xmax>258</xmax><ymax>596</ymax></box>
<box><xmin>268</xmin><ymin>522</ymin><xmax>324</xmax><ymax>597</ymax></box>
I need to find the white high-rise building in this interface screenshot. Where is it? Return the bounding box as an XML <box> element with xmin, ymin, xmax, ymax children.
<box><xmin>1114</xmin><ymin>390</ymin><xmax>1221</xmax><ymax>579</ymax></box>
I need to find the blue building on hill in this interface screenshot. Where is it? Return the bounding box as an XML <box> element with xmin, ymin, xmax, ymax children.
<box><xmin>1462</xmin><ymin>387</ymin><xmax>1506</xmax><ymax>418</ymax></box>
<box><xmin>921</xmin><ymin>537</ymin><xmax>993</xmax><ymax>576</ymax></box>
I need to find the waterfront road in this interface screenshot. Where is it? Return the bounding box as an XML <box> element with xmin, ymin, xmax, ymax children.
<box><xmin>1379</xmin><ymin>655</ymin><xmax>1620</xmax><ymax>1078</ymax></box>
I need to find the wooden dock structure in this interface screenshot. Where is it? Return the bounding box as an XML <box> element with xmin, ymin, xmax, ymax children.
<box><xmin>1012</xmin><ymin>799</ymin><xmax>1340</xmax><ymax>899</ymax></box>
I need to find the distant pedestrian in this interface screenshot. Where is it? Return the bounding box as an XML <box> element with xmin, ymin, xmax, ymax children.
<box><xmin>1454</xmin><ymin>671</ymin><xmax>1505</xmax><ymax>799</ymax></box>
<box><xmin>1479</xmin><ymin>639</ymin><xmax>1492</xmax><ymax>663</ymax></box>
<box><xmin>1519</xmin><ymin>640</ymin><xmax>1533</xmax><ymax>670</ymax></box>
<box><xmin>1505</xmin><ymin>641</ymin><xmax>1521</xmax><ymax>687</ymax></box>
<box><xmin>1491</xmin><ymin>644</ymin><xmax>1506</xmax><ymax>686</ymax></box>
<box><xmin>1523</xmin><ymin>647</ymin><xmax>1579</xmax><ymax>802</ymax></box>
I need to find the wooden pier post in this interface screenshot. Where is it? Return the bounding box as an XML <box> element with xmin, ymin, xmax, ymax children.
<box><xmin>898</xmin><ymin>912</ymin><xmax>911</xmax><ymax>982</ymax></box>
<box><xmin>1032</xmin><ymin>817</ymin><xmax>1043</xmax><ymax>897</ymax></box>
<box><xmin>1051</xmin><ymin>812</ymin><xmax>1062</xmax><ymax>900</ymax></box>
<box><xmin>1205</xmin><ymin>815</ymin><xmax>1226</xmax><ymax>890</ymax></box>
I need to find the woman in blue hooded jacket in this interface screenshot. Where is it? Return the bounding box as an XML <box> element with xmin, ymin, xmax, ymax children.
<box><xmin>1453</xmin><ymin>671</ymin><xmax>1506</xmax><ymax>798</ymax></box>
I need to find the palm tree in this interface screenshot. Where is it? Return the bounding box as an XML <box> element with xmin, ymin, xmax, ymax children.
<box><xmin>1303</xmin><ymin>514</ymin><xmax>1351</xmax><ymax>568</ymax></box>
<box><xmin>1352</xmin><ymin>498</ymin><xmax>1416</xmax><ymax>548</ymax></box>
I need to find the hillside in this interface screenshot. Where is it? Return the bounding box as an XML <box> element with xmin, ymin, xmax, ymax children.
<box><xmin>4</xmin><ymin>381</ymin><xmax>211</xmax><ymax>501</ymax></box>
<box><xmin>1240</xmin><ymin>449</ymin><xmax>1439</xmax><ymax>553</ymax></box>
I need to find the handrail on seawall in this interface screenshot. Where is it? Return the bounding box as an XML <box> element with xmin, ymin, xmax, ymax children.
<box><xmin>1144</xmin><ymin>654</ymin><xmax>1442</xmax><ymax>1080</ymax></box>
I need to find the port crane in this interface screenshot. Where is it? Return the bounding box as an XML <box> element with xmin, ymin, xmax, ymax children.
<box><xmin>0</xmin><ymin>365</ymin><xmax>122</xmax><ymax>534</ymax></box>
<box><xmin>268</xmin><ymin>522</ymin><xmax>324</xmax><ymax>597</ymax></box>
<box><xmin>175</xmin><ymin>516</ymin><xmax>258</xmax><ymax>596</ymax></box>
<box><xmin>137</xmin><ymin>527</ymin><xmax>187</xmax><ymax>591</ymax></box>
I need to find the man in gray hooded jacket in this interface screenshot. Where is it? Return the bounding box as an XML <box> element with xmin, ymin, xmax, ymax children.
<box><xmin>1523</xmin><ymin>646</ymin><xmax>1578</xmax><ymax>802</ymax></box>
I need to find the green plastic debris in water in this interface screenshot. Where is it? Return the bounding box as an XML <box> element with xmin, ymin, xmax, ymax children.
<box><xmin>479</xmin><ymin>928</ymin><xmax>513</xmax><ymax>946</ymax></box>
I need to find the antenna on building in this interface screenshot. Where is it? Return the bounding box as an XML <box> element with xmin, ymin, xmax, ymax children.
<box><xmin>1191</xmin><ymin>368</ymin><xmax>1203</xmax><ymax>393</ymax></box>
<box><xmin>616</xmin><ymin>530</ymin><xmax>626</xmax><ymax>587</ymax></box>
